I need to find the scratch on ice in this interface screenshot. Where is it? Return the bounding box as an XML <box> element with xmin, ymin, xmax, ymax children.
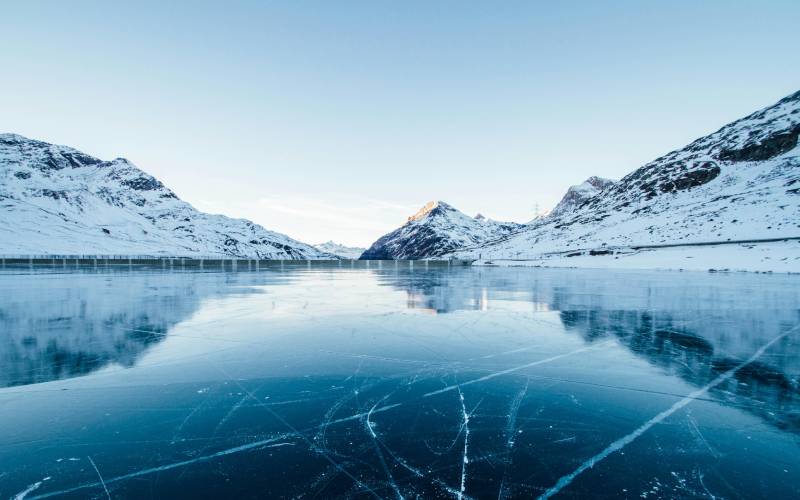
<box><xmin>537</xmin><ymin>326</ymin><xmax>797</xmax><ymax>499</ymax></box>
<box><xmin>458</xmin><ymin>387</ymin><xmax>470</xmax><ymax>500</ymax></box>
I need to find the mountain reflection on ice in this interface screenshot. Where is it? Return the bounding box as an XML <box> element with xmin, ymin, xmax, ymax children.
<box><xmin>0</xmin><ymin>266</ymin><xmax>798</xmax><ymax>499</ymax></box>
<box><xmin>384</xmin><ymin>269</ymin><xmax>800</xmax><ymax>433</ymax></box>
<box><xmin>0</xmin><ymin>269</ymin><xmax>280</xmax><ymax>387</ymax></box>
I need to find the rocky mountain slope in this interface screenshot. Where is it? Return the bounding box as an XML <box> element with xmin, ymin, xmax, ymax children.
<box><xmin>452</xmin><ymin>90</ymin><xmax>800</xmax><ymax>271</ymax></box>
<box><xmin>0</xmin><ymin>134</ymin><xmax>328</xmax><ymax>258</ymax></box>
<box><xmin>314</xmin><ymin>241</ymin><xmax>365</xmax><ymax>259</ymax></box>
<box><xmin>548</xmin><ymin>176</ymin><xmax>615</xmax><ymax>218</ymax></box>
<box><xmin>360</xmin><ymin>201</ymin><xmax>523</xmax><ymax>259</ymax></box>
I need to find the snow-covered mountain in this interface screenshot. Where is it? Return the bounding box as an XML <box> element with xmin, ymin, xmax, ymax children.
<box><xmin>314</xmin><ymin>241</ymin><xmax>365</xmax><ymax>259</ymax></box>
<box><xmin>452</xmin><ymin>90</ymin><xmax>800</xmax><ymax>271</ymax></box>
<box><xmin>0</xmin><ymin>134</ymin><xmax>328</xmax><ymax>258</ymax></box>
<box><xmin>548</xmin><ymin>176</ymin><xmax>615</xmax><ymax>218</ymax></box>
<box><xmin>360</xmin><ymin>201</ymin><xmax>523</xmax><ymax>259</ymax></box>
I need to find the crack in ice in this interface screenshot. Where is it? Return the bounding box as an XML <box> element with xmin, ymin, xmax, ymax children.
<box><xmin>13</xmin><ymin>481</ymin><xmax>43</xmax><ymax>500</ymax></box>
<box><xmin>87</xmin><ymin>456</ymin><xmax>110</xmax><ymax>500</ymax></box>
<box><xmin>498</xmin><ymin>379</ymin><xmax>529</xmax><ymax>500</ymax></box>
<box><xmin>537</xmin><ymin>325</ymin><xmax>797</xmax><ymax>499</ymax></box>
<box><xmin>364</xmin><ymin>394</ymin><xmax>404</xmax><ymax>500</ymax></box>
<box><xmin>215</xmin><ymin>367</ymin><xmax>384</xmax><ymax>499</ymax></box>
<box><xmin>424</xmin><ymin>340</ymin><xmax>614</xmax><ymax>398</ymax></box>
<box><xmin>27</xmin><ymin>435</ymin><xmax>295</xmax><ymax>499</ymax></box>
<box><xmin>458</xmin><ymin>387</ymin><xmax>470</xmax><ymax>500</ymax></box>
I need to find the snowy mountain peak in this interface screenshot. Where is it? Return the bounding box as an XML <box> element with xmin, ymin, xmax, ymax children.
<box><xmin>0</xmin><ymin>133</ymin><xmax>30</xmax><ymax>142</ymax></box>
<box><xmin>313</xmin><ymin>241</ymin><xmax>366</xmax><ymax>259</ymax></box>
<box><xmin>407</xmin><ymin>200</ymin><xmax>454</xmax><ymax>222</ymax></box>
<box><xmin>361</xmin><ymin>201</ymin><xmax>522</xmax><ymax>259</ymax></box>
<box><xmin>549</xmin><ymin>176</ymin><xmax>616</xmax><ymax>218</ymax></box>
<box><xmin>0</xmin><ymin>134</ymin><xmax>328</xmax><ymax>258</ymax></box>
<box><xmin>582</xmin><ymin>176</ymin><xmax>615</xmax><ymax>190</ymax></box>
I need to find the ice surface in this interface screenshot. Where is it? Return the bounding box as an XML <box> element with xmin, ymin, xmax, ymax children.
<box><xmin>0</xmin><ymin>265</ymin><xmax>798</xmax><ymax>499</ymax></box>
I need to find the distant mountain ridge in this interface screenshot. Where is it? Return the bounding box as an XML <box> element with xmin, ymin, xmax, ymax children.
<box><xmin>451</xmin><ymin>89</ymin><xmax>800</xmax><ymax>267</ymax></box>
<box><xmin>0</xmin><ymin>134</ymin><xmax>328</xmax><ymax>258</ymax></box>
<box><xmin>314</xmin><ymin>241</ymin><xmax>365</xmax><ymax>259</ymax></box>
<box><xmin>360</xmin><ymin>201</ymin><xmax>523</xmax><ymax>259</ymax></box>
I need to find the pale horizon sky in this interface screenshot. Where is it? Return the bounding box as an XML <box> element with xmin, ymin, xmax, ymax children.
<box><xmin>2</xmin><ymin>1</ymin><xmax>799</xmax><ymax>247</ymax></box>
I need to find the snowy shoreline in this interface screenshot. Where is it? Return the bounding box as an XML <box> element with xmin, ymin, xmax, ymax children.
<box><xmin>474</xmin><ymin>240</ymin><xmax>800</xmax><ymax>274</ymax></box>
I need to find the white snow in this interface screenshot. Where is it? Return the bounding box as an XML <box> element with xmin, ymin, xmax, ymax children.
<box><xmin>479</xmin><ymin>240</ymin><xmax>800</xmax><ymax>274</ymax></box>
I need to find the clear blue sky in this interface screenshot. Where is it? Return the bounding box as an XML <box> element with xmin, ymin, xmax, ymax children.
<box><xmin>2</xmin><ymin>1</ymin><xmax>799</xmax><ymax>246</ymax></box>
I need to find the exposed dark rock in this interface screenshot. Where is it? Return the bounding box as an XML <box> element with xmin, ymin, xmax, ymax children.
<box><xmin>121</xmin><ymin>176</ymin><xmax>165</xmax><ymax>191</ymax></box>
<box><xmin>718</xmin><ymin>124</ymin><xmax>800</xmax><ymax>162</ymax></box>
<box><xmin>40</xmin><ymin>189</ymin><xmax>67</xmax><ymax>200</ymax></box>
<box><xmin>64</xmin><ymin>152</ymin><xmax>103</xmax><ymax>168</ymax></box>
<box><xmin>659</xmin><ymin>162</ymin><xmax>721</xmax><ymax>193</ymax></box>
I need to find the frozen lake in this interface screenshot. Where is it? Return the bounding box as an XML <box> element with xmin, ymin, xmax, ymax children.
<box><xmin>1</xmin><ymin>265</ymin><xmax>799</xmax><ymax>499</ymax></box>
